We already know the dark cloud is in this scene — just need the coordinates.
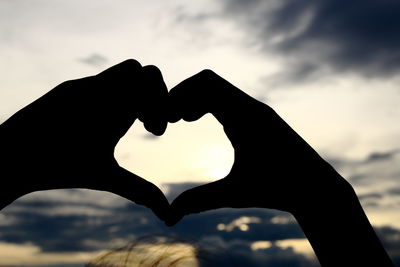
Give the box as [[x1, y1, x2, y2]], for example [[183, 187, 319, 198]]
[[1, 184, 400, 266], [376, 226, 400, 266], [0, 187, 304, 254], [167, 208, 305, 242], [79, 54, 108, 67], [176, 0, 400, 83], [386, 187, 400, 196], [225, 0, 400, 80], [0, 190, 167, 252]]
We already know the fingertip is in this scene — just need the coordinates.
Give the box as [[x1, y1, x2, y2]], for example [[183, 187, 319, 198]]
[[97, 59, 142, 77], [143, 119, 167, 136], [142, 64, 163, 77], [168, 116, 181, 123], [182, 112, 205, 122], [152, 126, 167, 136], [121, 59, 142, 69], [167, 90, 182, 123]]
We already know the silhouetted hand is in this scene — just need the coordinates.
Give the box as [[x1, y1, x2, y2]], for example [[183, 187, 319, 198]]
[[167, 69, 346, 221], [167, 70, 394, 266], [0, 59, 170, 221]]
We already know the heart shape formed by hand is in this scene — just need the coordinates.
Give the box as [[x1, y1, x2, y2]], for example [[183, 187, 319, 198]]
[[115, 114, 234, 198], [1, 59, 336, 229], [129, 68, 335, 227], [1, 59, 376, 267]]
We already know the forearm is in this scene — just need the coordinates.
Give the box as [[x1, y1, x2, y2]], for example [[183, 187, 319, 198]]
[[0, 121, 27, 209], [293, 175, 393, 266]]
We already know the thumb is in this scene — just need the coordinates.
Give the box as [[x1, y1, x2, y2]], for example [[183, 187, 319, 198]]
[[103, 167, 170, 222], [167, 179, 230, 226]]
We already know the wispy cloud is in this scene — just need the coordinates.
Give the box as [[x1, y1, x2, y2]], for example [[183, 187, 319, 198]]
[[79, 54, 108, 67], [322, 149, 400, 213], [173, 0, 400, 85], [142, 132, 160, 140], [364, 149, 400, 163]]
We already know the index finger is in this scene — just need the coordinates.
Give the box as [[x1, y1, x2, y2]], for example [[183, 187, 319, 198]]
[[138, 65, 169, 136], [167, 69, 258, 126]]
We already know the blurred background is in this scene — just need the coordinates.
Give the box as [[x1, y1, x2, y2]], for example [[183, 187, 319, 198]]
[[1, 0, 400, 266]]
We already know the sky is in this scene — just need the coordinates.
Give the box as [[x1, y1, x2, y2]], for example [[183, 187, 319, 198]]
[[1, 0, 400, 265]]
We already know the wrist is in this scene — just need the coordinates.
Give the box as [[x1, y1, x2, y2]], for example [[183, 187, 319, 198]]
[[291, 171, 393, 266], [0, 122, 24, 209], [292, 168, 354, 217]]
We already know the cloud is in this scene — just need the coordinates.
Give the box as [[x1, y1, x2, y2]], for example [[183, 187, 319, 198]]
[[358, 192, 383, 201], [194, 236, 319, 267], [164, 182, 205, 201], [358, 192, 384, 208], [321, 149, 400, 211], [141, 132, 160, 140], [364, 149, 400, 163], [1, 183, 400, 266], [0, 214, 18, 226], [0, 189, 166, 253], [174, 0, 400, 83], [0, 241, 99, 266], [228, 0, 400, 78], [167, 209, 305, 243], [79, 54, 108, 67], [386, 187, 400, 196], [0, 186, 304, 256], [376, 226, 400, 266], [324, 149, 400, 188], [31, 189, 125, 207]]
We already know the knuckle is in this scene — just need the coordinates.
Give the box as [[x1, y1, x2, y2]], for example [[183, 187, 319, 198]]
[[198, 69, 222, 88], [96, 59, 141, 79], [142, 65, 162, 77], [199, 68, 216, 77], [56, 77, 89, 90], [264, 103, 276, 115], [58, 79, 73, 88], [122, 59, 142, 69]]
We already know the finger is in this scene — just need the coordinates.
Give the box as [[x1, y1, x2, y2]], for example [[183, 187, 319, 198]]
[[98, 166, 170, 222], [138, 65, 168, 136], [167, 179, 230, 226], [168, 69, 256, 126], [168, 70, 216, 124], [96, 59, 142, 80], [92, 59, 145, 142]]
